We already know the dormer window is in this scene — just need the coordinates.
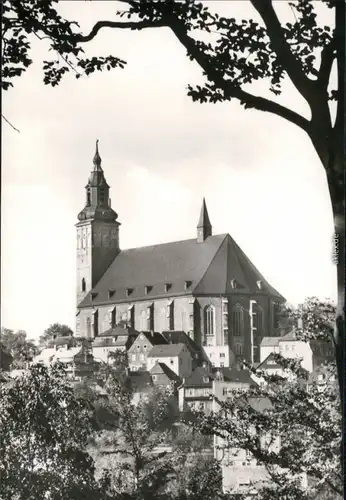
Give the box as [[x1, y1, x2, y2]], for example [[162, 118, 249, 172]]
[[230, 279, 237, 290], [91, 292, 98, 300], [126, 288, 133, 297], [185, 280, 192, 290], [108, 289, 115, 299], [165, 283, 172, 293], [145, 285, 152, 295], [256, 280, 262, 290]]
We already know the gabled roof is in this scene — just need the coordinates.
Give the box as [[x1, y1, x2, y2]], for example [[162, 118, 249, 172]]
[[257, 352, 282, 370], [183, 366, 214, 388], [148, 343, 187, 358], [78, 234, 284, 308], [134, 331, 168, 346], [150, 362, 181, 382], [260, 337, 281, 347], [212, 367, 256, 385], [161, 331, 205, 359], [99, 325, 138, 338]]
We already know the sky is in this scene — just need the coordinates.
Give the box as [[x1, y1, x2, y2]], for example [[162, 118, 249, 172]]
[[1, 1, 337, 338]]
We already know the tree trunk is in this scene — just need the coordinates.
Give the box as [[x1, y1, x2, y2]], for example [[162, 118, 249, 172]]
[[333, 207, 344, 410]]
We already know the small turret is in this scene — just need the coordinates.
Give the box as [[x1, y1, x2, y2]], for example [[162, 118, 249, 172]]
[[197, 198, 212, 243]]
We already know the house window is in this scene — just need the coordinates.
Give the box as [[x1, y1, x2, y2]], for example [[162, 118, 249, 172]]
[[235, 343, 243, 355], [152, 375, 157, 381], [220, 362, 224, 367], [204, 305, 215, 340], [81, 278, 86, 292], [222, 388, 228, 396], [86, 317, 91, 338], [167, 301, 174, 330], [231, 305, 244, 337], [131, 354, 136, 361], [170, 359, 174, 365]]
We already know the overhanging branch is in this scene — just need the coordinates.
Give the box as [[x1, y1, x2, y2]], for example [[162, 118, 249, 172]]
[[76, 19, 167, 43], [250, 0, 314, 104]]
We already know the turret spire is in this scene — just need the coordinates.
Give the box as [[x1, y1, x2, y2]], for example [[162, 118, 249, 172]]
[[197, 197, 212, 243], [93, 139, 102, 170]]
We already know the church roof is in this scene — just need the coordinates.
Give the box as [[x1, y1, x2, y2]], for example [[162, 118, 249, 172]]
[[78, 234, 284, 308]]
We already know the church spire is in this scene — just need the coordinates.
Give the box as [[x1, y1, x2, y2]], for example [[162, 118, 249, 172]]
[[93, 139, 102, 170], [197, 197, 212, 243]]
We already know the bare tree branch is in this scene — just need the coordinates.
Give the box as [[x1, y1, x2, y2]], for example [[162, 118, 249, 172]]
[[2, 114, 20, 133]]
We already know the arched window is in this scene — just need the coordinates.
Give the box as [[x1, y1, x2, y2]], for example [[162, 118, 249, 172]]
[[140, 310, 146, 331], [204, 305, 215, 337], [99, 188, 106, 205], [231, 305, 244, 337], [81, 278, 86, 292], [86, 188, 91, 206], [86, 317, 91, 338]]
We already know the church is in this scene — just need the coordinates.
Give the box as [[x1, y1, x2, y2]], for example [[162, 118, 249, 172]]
[[75, 142, 285, 366]]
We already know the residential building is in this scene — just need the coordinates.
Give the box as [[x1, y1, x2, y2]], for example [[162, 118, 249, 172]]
[[75, 143, 285, 367], [147, 343, 192, 378], [150, 361, 181, 388], [128, 331, 167, 371], [178, 366, 214, 414], [92, 324, 137, 364], [212, 367, 258, 398]]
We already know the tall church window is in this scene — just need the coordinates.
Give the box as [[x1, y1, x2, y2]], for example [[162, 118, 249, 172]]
[[231, 305, 244, 337], [99, 188, 105, 205], [92, 310, 98, 337], [86, 188, 91, 206], [167, 301, 174, 331], [222, 299, 229, 345], [81, 278, 86, 292], [86, 317, 91, 338], [146, 304, 154, 331], [272, 302, 280, 329], [140, 310, 146, 331], [128, 305, 135, 329], [204, 306, 215, 342]]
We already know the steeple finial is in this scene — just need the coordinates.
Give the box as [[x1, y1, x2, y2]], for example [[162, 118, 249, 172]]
[[93, 139, 102, 169], [197, 197, 212, 243]]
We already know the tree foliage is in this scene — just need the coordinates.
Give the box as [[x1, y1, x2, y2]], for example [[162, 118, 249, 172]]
[[0, 363, 105, 500], [39, 322, 74, 345], [0, 327, 38, 367], [193, 301, 342, 500]]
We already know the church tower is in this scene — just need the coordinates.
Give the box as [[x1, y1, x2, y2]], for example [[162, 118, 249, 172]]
[[76, 141, 120, 306], [197, 198, 212, 242]]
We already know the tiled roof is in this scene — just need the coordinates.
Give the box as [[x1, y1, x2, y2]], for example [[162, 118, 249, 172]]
[[183, 366, 214, 387], [212, 367, 256, 385], [260, 337, 281, 347], [137, 331, 168, 346], [150, 361, 181, 382], [148, 343, 187, 358], [32, 348, 57, 365], [78, 234, 284, 308], [99, 325, 137, 338], [257, 352, 282, 370], [161, 331, 206, 360], [236, 396, 272, 412]]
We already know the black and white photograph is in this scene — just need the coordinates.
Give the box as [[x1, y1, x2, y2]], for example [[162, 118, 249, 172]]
[[1, 1, 344, 499]]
